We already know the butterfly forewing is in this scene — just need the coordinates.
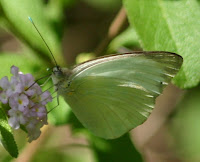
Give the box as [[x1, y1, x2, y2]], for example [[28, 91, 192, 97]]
[[63, 52, 183, 139]]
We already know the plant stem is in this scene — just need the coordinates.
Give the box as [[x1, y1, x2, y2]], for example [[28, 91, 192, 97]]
[[94, 7, 128, 56], [14, 125, 51, 162]]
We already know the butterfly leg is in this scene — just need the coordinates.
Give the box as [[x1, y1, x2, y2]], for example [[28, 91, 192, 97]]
[[40, 76, 52, 87], [26, 74, 51, 90], [47, 94, 60, 113]]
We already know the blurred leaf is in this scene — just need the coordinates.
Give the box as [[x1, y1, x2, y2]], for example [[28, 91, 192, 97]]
[[82, 0, 121, 11], [1, 155, 13, 162], [31, 149, 67, 162], [0, 108, 18, 158], [68, 114, 142, 162], [76, 53, 95, 64], [123, 0, 200, 88], [91, 134, 142, 162], [19, 125, 27, 133], [170, 86, 200, 161], [61, 0, 76, 7], [68, 112, 84, 131], [47, 96, 72, 125], [46, 0, 75, 21], [0, 52, 44, 79], [108, 27, 141, 53], [0, 0, 63, 66], [32, 146, 96, 162], [45, 0, 76, 39]]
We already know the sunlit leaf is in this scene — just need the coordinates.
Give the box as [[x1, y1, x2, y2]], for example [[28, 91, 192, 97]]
[[123, 0, 200, 88], [0, 108, 18, 158], [0, 0, 63, 65]]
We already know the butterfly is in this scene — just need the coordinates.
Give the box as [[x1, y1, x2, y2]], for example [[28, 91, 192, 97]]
[[29, 17, 183, 139], [51, 51, 183, 139]]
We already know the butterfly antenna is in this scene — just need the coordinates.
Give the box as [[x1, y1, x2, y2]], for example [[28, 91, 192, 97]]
[[28, 16, 58, 67]]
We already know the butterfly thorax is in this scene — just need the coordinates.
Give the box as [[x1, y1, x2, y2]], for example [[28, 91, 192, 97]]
[[51, 66, 72, 94]]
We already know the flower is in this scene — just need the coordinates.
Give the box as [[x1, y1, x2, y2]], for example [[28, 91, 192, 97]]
[[39, 91, 52, 105], [0, 76, 10, 104], [19, 73, 35, 96], [9, 94, 29, 111], [0, 66, 52, 142], [8, 107, 27, 129], [6, 69, 23, 96], [11, 65, 19, 77]]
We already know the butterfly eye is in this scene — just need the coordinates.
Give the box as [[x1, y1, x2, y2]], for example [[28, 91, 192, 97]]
[[47, 68, 50, 71], [52, 66, 63, 77], [52, 66, 59, 72], [57, 66, 62, 71]]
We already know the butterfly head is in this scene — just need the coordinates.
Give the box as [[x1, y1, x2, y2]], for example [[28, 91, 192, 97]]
[[51, 66, 64, 86], [52, 66, 63, 78], [51, 66, 71, 89]]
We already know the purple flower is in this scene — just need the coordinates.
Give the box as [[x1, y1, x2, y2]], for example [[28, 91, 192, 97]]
[[11, 65, 19, 77], [30, 105, 47, 119], [0, 76, 10, 104], [9, 94, 29, 111], [26, 120, 42, 142], [19, 74, 35, 96], [6, 76, 23, 97], [8, 107, 27, 129], [0, 76, 10, 89], [0, 65, 52, 142], [40, 91, 52, 105]]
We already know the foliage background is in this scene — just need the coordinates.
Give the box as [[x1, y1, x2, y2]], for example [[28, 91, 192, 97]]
[[0, 0, 200, 161]]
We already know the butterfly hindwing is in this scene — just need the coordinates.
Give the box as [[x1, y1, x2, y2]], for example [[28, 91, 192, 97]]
[[63, 52, 183, 139]]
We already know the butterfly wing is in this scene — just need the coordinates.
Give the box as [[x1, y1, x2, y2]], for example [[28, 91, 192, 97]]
[[63, 52, 183, 139]]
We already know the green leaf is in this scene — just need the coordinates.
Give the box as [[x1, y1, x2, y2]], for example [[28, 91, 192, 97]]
[[82, 0, 121, 10], [46, 0, 75, 22], [170, 86, 200, 161], [68, 114, 142, 162], [0, 0, 63, 65], [47, 96, 72, 125], [108, 27, 141, 53], [76, 53, 95, 64], [90, 134, 142, 162], [0, 52, 45, 79], [0, 108, 18, 158], [32, 146, 96, 162], [123, 0, 200, 88]]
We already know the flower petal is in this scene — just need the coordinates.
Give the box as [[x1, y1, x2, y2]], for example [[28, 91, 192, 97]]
[[0, 76, 10, 90], [11, 66, 19, 77], [8, 117, 20, 129]]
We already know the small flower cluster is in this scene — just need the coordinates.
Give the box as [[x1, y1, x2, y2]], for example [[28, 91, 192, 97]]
[[0, 66, 52, 142]]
